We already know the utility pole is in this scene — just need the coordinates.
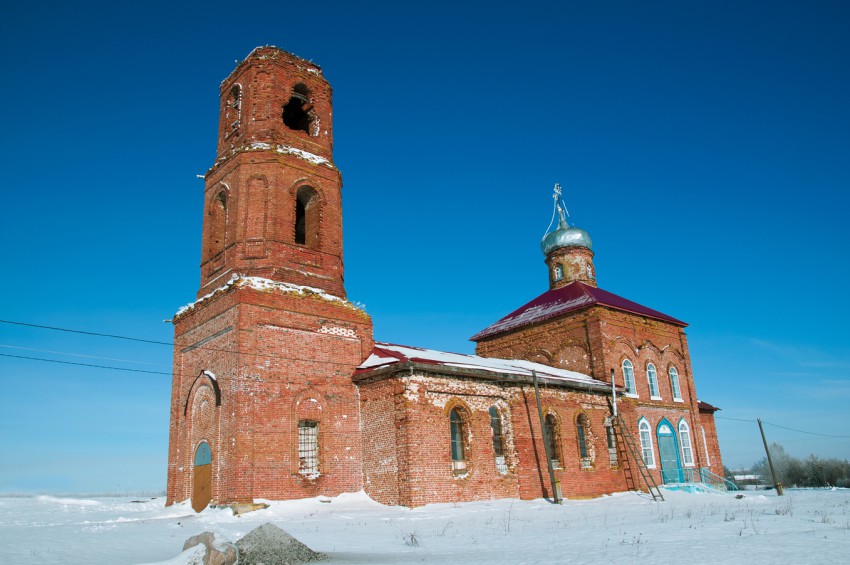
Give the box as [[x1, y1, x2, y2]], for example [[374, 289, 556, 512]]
[[758, 418, 783, 496], [532, 370, 562, 503]]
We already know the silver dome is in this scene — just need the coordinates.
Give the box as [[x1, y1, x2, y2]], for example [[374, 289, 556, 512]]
[[541, 218, 593, 256]]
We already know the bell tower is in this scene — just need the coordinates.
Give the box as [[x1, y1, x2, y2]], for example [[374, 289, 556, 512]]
[[199, 46, 345, 298], [167, 48, 373, 509]]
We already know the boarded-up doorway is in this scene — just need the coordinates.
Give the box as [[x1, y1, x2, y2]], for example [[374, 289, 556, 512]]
[[192, 441, 212, 512]]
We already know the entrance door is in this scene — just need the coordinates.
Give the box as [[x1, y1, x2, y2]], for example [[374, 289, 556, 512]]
[[657, 423, 682, 483], [192, 441, 212, 512]]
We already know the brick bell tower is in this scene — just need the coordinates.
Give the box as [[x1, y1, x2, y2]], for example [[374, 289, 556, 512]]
[[166, 47, 374, 509]]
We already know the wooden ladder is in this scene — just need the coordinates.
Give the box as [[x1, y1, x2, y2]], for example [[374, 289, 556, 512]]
[[607, 399, 664, 502]]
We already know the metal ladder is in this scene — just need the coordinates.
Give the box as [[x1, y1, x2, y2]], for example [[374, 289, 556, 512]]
[[607, 399, 664, 502]]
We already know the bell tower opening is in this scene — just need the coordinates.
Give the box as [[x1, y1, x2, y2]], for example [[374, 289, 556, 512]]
[[282, 84, 313, 134], [204, 189, 227, 260], [295, 186, 320, 248]]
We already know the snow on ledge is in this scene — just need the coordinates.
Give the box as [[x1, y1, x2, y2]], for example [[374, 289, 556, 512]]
[[175, 274, 353, 318], [246, 142, 332, 167]]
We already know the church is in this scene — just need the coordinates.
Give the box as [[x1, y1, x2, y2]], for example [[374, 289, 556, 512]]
[[165, 47, 725, 511]]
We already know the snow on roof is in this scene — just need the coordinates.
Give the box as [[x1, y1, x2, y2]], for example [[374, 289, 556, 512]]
[[356, 342, 610, 390], [174, 274, 351, 318], [471, 282, 686, 341]]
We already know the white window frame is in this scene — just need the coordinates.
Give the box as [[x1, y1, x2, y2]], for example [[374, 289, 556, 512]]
[[622, 359, 637, 397], [554, 264, 564, 281], [669, 366, 683, 402], [638, 418, 655, 468], [647, 363, 661, 399], [701, 425, 711, 467], [678, 420, 695, 467]]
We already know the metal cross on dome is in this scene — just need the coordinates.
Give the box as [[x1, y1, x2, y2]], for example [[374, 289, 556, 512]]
[[553, 182, 571, 224]]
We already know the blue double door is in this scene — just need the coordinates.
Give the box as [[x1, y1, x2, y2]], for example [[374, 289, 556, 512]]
[[657, 421, 683, 483]]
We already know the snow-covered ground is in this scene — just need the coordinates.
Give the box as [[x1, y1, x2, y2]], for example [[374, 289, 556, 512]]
[[1, 489, 848, 564]]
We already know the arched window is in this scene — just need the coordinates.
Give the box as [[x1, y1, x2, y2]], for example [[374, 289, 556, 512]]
[[489, 406, 508, 474], [638, 418, 655, 468], [669, 366, 682, 401], [554, 264, 564, 281], [225, 84, 241, 132], [294, 186, 319, 247], [297, 420, 319, 475], [545, 413, 561, 468], [604, 418, 618, 466], [622, 359, 636, 396], [206, 190, 227, 259], [450, 407, 468, 474], [576, 414, 591, 468], [647, 363, 660, 398], [678, 420, 695, 467], [282, 83, 313, 134]]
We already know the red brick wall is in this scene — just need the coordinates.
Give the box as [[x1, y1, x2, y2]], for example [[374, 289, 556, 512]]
[[167, 283, 374, 506], [698, 410, 725, 478]]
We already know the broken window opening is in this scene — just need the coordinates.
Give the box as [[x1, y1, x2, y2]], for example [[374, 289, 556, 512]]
[[294, 186, 319, 247], [297, 420, 319, 475], [605, 419, 618, 466], [577, 414, 591, 468], [206, 190, 226, 260], [282, 84, 313, 134], [450, 407, 468, 474], [544, 413, 561, 469], [489, 406, 508, 474]]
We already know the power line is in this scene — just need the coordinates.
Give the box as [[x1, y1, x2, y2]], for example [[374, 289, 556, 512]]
[[0, 344, 167, 367], [0, 353, 171, 376], [0, 319, 171, 346], [763, 421, 850, 439], [0, 318, 362, 368], [715, 415, 850, 439]]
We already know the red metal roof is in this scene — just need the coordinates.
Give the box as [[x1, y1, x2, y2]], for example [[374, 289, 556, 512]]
[[470, 281, 686, 341]]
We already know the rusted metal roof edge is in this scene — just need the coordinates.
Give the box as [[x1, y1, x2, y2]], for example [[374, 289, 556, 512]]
[[353, 361, 614, 394]]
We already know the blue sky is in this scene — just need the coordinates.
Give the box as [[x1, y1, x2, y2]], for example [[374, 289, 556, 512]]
[[1, 0, 848, 493]]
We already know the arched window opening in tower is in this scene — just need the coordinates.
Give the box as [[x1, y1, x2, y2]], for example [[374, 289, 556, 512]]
[[577, 414, 591, 468], [669, 366, 683, 401], [282, 84, 313, 134], [227, 85, 241, 131], [450, 407, 468, 474], [294, 186, 320, 247], [544, 413, 561, 469], [554, 264, 564, 281], [489, 406, 508, 474], [206, 190, 226, 259]]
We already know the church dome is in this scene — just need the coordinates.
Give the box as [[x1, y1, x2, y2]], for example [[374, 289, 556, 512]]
[[541, 219, 593, 256]]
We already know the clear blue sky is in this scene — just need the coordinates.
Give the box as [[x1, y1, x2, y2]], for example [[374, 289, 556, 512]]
[[1, 0, 848, 493]]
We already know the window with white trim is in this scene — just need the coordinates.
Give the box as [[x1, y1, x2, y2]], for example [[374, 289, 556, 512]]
[[622, 359, 637, 396], [669, 366, 682, 401], [701, 426, 711, 466], [647, 363, 661, 399], [638, 418, 655, 468], [297, 420, 319, 475], [678, 420, 695, 467], [554, 264, 564, 281]]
